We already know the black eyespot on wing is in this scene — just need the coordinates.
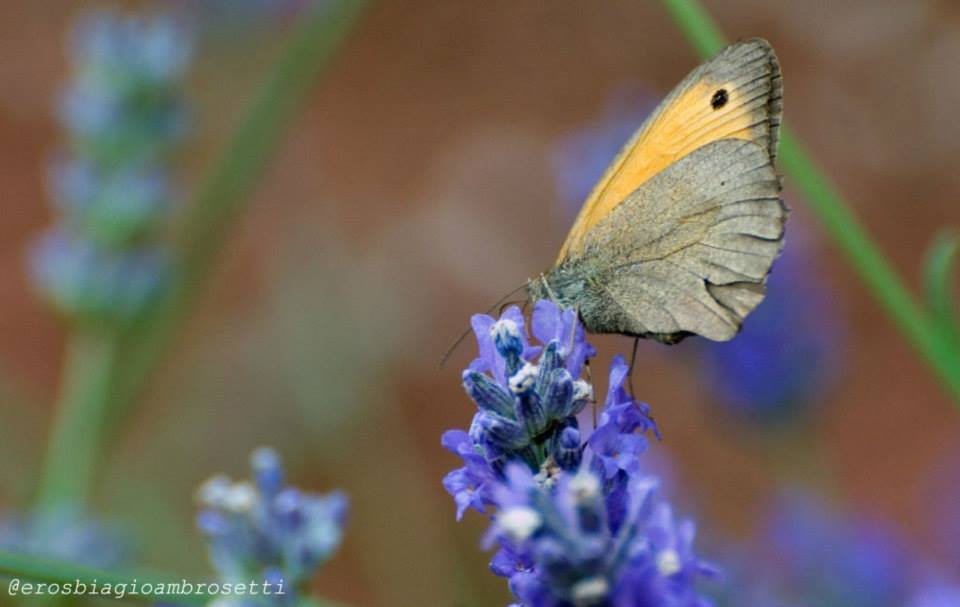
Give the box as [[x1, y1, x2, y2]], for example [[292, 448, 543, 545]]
[[711, 89, 728, 110]]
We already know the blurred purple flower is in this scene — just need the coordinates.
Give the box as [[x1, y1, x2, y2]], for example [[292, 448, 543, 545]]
[[921, 449, 960, 569], [30, 229, 171, 322], [63, 11, 191, 166], [909, 582, 960, 607], [48, 159, 172, 245], [0, 506, 129, 568], [196, 447, 347, 603], [29, 9, 191, 323], [711, 490, 915, 607], [698, 228, 841, 421], [763, 491, 910, 606], [715, 488, 960, 607]]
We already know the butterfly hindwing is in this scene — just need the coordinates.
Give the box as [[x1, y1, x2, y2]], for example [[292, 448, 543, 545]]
[[556, 138, 785, 342]]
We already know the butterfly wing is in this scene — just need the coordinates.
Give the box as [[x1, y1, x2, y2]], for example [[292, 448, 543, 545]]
[[568, 138, 784, 342], [557, 38, 782, 263]]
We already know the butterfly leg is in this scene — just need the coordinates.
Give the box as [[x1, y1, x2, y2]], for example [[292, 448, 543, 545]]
[[572, 303, 599, 429], [625, 336, 658, 432], [627, 336, 640, 398]]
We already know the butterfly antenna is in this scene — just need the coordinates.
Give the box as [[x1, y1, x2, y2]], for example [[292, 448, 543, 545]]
[[440, 326, 477, 369], [499, 298, 527, 315], [440, 283, 530, 367], [625, 335, 658, 436]]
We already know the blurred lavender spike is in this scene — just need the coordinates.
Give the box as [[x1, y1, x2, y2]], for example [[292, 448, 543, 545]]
[[909, 582, 960, 607], [196, 447, 348, 604], [0, 506, 129, 569], [716, 488, 960, 607], [29, 9, 192, 324]]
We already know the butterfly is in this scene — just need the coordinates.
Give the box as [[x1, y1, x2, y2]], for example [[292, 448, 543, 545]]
[[529, 38, 786, 344]]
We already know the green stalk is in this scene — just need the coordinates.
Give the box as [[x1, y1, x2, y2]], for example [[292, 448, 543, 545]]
[[35, 329, 119, 510], [778, 133, 960, 393], [108, 0, 368, 425], [924, 230, 960, 350], [659, 0, 727, 57], [659, 0, 960, 403]]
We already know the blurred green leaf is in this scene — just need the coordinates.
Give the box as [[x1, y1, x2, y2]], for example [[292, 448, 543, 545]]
[[0, 384, 43, 502], [106, 0, 369, 432], [924, 230, 960, 347], [35, 330, 119, 510]]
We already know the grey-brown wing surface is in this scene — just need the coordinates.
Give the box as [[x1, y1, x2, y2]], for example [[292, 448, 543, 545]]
[[574, 138, 785, 342]]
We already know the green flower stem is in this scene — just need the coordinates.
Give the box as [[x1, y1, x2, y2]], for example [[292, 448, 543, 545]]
[[925, 230, 960, 350], [107, 0, 369, 427], [659, 0, 727, 58], [35, 329, 119, 510], [659, 0, 960, 403], [779, 133, 960, 394]]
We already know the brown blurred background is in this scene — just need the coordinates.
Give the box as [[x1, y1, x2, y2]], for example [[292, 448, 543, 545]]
[[0, 1, 958, 605]]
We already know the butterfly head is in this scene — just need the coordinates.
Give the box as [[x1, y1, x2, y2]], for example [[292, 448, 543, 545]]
[[527, 268, 587, 310]]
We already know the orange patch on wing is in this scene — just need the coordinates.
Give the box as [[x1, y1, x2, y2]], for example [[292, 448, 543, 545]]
[[558, 80, 760, 262]]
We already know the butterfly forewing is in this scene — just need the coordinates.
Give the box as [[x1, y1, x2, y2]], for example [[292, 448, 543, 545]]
[[557, 38, 783, 263]]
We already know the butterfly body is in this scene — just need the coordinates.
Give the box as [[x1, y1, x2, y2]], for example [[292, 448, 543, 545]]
[[530, 39, 786, 344]]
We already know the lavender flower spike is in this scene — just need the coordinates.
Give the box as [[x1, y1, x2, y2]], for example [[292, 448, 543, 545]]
[[196, 447, 348, 604], [443, 300, 716, 606], [490, 465, 716, 607], [29, 10, 192, 323]]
